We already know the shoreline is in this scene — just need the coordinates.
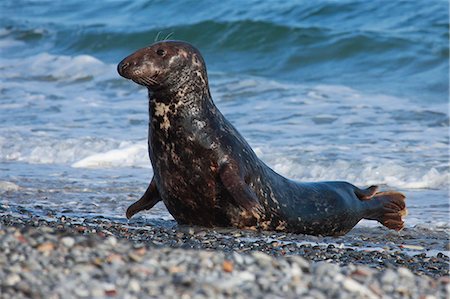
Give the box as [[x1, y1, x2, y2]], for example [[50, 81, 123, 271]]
[[1, 209, 449, 298]]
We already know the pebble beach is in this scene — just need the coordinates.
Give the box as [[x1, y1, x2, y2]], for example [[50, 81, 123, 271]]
[[1, 1, 448, 298], [1, 207, 448, 299]]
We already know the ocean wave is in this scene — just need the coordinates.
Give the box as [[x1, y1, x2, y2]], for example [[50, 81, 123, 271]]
[[264, 155, 449, 190], [72, 143, 150, 169], [2, 132, 446, 189], [0, 52, 113, 82], [0, 134, 146, 166], [54, 19, 427, 61], [2, 0, 447, 102], [0, 70, 447, 190]]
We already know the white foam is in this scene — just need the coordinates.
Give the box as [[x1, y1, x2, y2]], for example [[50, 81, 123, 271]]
[[255, 147, 449, 190], [0, 133, 447, 190], [0, 38, 25, 49], [1, 52, 114, 82], [1, 65, 447, 188], [72, 142, 150, 169], [0, 28, 11, 36], [0, 181, 20, 192], [2, 129, 446, 188], [0, 134, 148, 167]]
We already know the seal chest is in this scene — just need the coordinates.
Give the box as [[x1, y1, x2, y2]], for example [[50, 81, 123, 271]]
[[118, 40, 407, 236]]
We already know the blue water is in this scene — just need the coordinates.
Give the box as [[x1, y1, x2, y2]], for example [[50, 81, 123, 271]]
[[0, 1, 448, 230]]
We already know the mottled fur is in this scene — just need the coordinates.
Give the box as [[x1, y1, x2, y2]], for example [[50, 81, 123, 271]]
[[118, 41, 407, 236]]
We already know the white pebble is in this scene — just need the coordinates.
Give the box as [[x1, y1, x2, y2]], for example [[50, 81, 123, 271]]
[[129, 279, 141, 292], [398, 267, 414, 279], [74, 288, 89, 297], [381, 269, 397, 284], [342, 278, 377, 299], [287, 255, 310, 270], [238, 271, 256, 282], [343, 278, 363, 292], [233, 252, 244, 264], [5, 273, 20, 286], [90, 288, 104, 297], [61, 236, 75, 248], [107, 236, 117, 246], [251, 251, 272, 263]]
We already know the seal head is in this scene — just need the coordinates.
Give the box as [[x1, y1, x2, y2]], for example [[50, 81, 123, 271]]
[[118, 41, 207, 93]]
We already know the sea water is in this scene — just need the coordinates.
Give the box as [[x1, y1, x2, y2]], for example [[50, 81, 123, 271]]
[[0, 1, 448, 230]]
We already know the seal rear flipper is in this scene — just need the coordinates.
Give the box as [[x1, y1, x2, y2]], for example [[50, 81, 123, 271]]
[[354, 185, 379, 200], [366, 191, 407, 231], [219, 160, 264, 218], [126, 178, 161, 219]]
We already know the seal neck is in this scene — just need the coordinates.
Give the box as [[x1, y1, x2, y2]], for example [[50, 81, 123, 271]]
[[147, 84, 217, 119], [148, 63, 210, 101], [149, 83, 211, 101]]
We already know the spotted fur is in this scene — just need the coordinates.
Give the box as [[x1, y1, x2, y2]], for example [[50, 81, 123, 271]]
[[118, 41, 407, 236]]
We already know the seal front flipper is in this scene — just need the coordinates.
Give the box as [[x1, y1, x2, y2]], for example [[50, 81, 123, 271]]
[[219, 159, 264, 217], [126, 178, 161, 219]]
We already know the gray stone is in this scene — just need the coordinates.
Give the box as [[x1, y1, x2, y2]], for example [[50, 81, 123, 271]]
[[61, 236, 75, 248]]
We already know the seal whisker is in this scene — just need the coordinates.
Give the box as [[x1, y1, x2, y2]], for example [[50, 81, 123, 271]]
[[164, 32, 174, 41], [147, 76, 159, 85], [132, 77, 151, 87], [139, 77, 159, 86], [140, 78, 153, 86], [154, 31, 162, 42], [138, 78, 149, 86]]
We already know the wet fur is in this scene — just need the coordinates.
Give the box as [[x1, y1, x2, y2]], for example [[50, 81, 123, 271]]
[[118, 40, 407, 236]]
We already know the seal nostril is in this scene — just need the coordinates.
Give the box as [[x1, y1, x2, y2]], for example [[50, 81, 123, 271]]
[[117, 61, 130, 76]]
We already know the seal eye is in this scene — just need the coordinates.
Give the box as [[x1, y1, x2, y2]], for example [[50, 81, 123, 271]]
[[156, 49, 166, 57]]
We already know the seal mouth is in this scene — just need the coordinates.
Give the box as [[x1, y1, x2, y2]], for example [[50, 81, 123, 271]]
[[130, 73, 160, 88], [117, 60, 159, 86], [133, 72, 160, 87], [118, 60, 160, 88]]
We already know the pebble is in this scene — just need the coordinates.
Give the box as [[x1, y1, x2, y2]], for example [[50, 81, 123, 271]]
[[5, 273, 21, 286], [106, 236, 117, 246], [251, 251, 272, 265], [61, 236, 75, 248], [381, 269, 397, 284], [342, 277, 376, 298], [36, 242, 55, 253], [233, 252, 244, 264], [240, 271, 256, 282], [128, 252, 143, 262], [74, 288, 90, 297], [0, 214, 447, 299], [398, 267, 414, 279], [222, 260, 233, 272], [286, 255, 310, 270], [129, 279, 141, 292]]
